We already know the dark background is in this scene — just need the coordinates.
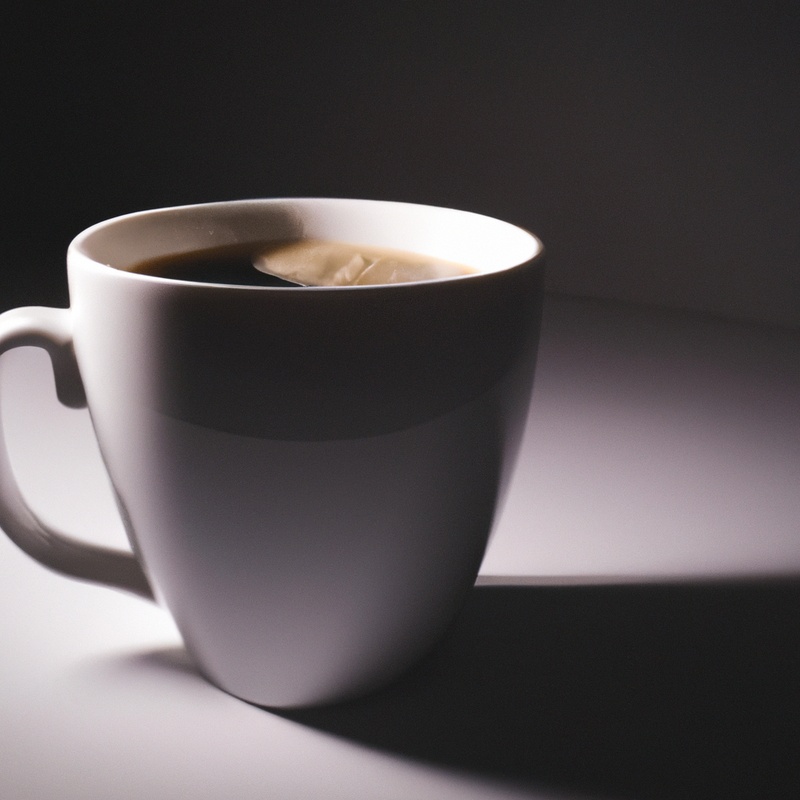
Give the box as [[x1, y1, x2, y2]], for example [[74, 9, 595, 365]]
[[2, 1, 799, 327]]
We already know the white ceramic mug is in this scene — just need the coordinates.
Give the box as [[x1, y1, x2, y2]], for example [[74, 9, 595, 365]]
[[0, 198, 544, 707]]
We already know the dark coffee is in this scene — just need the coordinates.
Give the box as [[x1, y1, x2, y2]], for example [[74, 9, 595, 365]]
[[128, 241, 298, 287], [127, 239, 477, 287]]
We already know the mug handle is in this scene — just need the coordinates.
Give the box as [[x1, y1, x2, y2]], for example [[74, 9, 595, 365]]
[[0, 306, 154, 599]]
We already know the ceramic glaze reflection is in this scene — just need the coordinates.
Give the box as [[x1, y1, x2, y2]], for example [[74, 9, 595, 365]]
[[122, 390, 506, 706]]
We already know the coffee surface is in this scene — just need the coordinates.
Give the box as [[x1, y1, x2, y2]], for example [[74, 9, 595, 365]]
[[254, 239, 477, 286], [128, 239, 476, 287]]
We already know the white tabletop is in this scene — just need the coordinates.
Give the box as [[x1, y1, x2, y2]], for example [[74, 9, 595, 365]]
[[2, 296, 798, 799]]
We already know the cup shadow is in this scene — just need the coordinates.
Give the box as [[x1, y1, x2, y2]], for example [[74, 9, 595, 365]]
[[273, 577, 800, 799], [112, 577, 800, 798]]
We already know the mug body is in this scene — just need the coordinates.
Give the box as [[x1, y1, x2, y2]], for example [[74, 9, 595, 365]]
[[67, 199, 544, 707]]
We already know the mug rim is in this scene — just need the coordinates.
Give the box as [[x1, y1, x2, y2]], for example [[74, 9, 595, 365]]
[[67, 197, 545, 292]]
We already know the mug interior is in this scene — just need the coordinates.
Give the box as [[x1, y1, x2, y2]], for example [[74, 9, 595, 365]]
[[68, 199, 542, 280]]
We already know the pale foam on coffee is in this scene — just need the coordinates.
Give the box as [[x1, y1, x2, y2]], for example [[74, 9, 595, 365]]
[[253, 239, 478, 286]]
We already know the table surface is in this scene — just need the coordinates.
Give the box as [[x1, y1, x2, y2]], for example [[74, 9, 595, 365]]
[[2, 295, 798, 799]]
